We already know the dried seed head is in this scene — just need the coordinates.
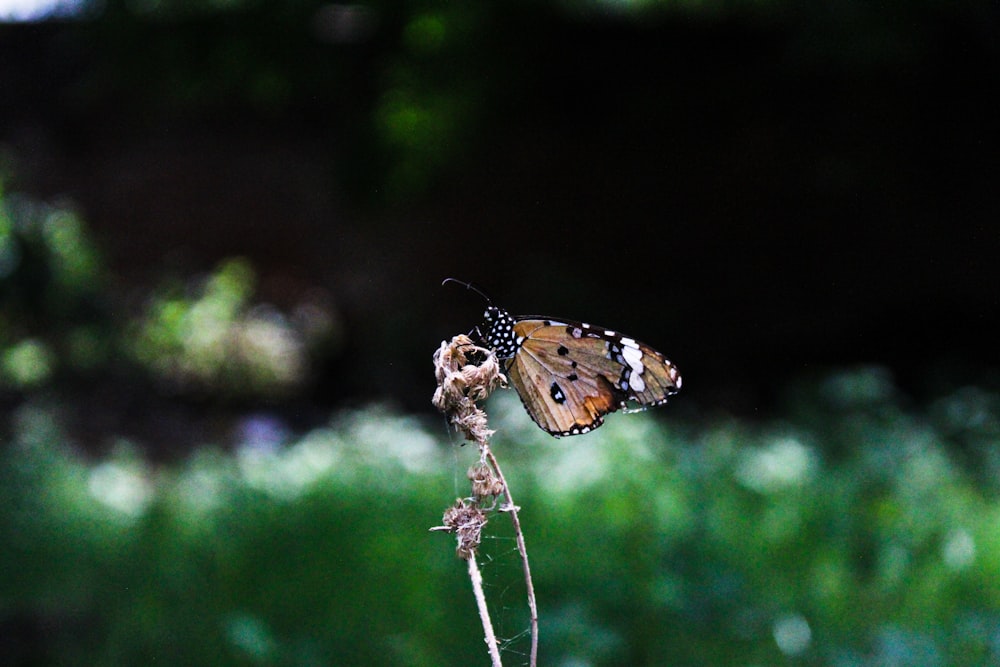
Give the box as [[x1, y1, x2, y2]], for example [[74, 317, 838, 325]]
[[441, 499, 489, 560], [468, 463, 505, 499], [432, 335, 506, 444]]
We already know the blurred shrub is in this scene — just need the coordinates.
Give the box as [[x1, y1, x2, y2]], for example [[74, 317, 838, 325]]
[[0, 188, 109, 390], [2, 369, 999, 666], [0, 188, 340, 401], [126, 258, 330, 399]]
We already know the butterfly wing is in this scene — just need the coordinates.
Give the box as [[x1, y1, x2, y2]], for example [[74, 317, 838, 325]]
[[505, 318, 681, 437]]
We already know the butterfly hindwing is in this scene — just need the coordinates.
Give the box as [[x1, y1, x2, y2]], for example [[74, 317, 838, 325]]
[[501, 317, 681, 437]]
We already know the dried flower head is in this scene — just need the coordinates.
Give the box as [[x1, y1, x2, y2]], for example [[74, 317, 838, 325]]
[[438, 499, 489, 560], [432, 334, 506, 444], [468, 463, 505, 500]]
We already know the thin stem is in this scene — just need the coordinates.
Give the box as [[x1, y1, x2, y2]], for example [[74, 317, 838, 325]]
[[469, 552, 503, 667], [484, 445, 539, 667]]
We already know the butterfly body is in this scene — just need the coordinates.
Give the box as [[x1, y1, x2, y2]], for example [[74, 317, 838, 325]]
[[474, 305, 681, 437]]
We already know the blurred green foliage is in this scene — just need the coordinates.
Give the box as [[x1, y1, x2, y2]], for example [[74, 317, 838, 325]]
[[0, 188, 109, 389], [0, 188, 338, 399], [3, 370, 1000, 666], [127, 258, 320, 398]]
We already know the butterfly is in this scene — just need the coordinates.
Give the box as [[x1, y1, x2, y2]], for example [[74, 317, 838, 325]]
[[445, 279, 682, 437]]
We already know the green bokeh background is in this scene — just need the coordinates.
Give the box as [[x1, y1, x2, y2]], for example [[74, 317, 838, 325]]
[[4, 376, 1000, 665]]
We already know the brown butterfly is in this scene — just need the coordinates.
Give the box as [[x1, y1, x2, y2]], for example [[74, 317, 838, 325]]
[[446, 280, 681, 437]]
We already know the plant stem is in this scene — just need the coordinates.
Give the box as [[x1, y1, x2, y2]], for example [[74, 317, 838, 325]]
[[469, 552, 503, 667], [485, 446, 539, 667]]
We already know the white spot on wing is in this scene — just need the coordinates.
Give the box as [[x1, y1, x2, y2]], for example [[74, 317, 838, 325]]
[[622, 345, 644, 370], [622, 345, 646, 391]]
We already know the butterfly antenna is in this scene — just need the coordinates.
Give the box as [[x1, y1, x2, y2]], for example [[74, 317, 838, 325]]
[[441, 278, 493, 304]]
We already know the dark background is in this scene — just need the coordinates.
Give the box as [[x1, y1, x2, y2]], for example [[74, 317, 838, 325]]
[[2, 0, 998, 432]]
